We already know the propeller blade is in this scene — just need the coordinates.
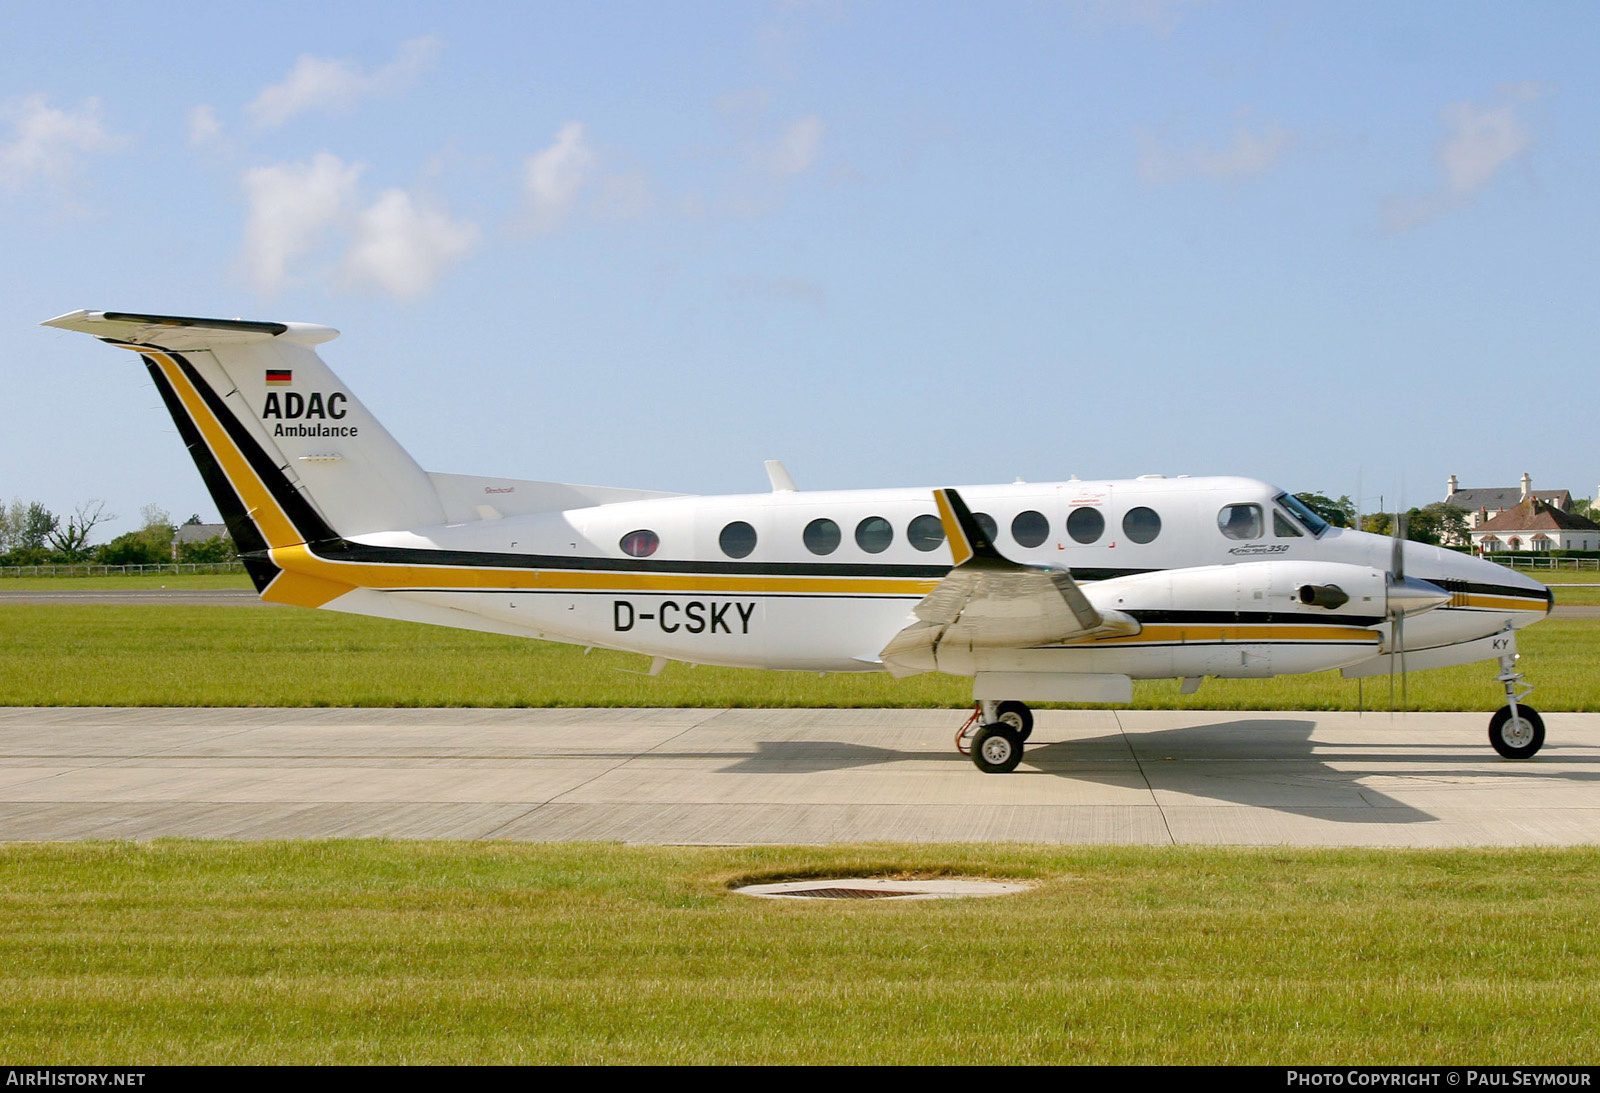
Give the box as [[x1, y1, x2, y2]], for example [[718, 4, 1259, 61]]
[[1391, 510, 1406, 582]]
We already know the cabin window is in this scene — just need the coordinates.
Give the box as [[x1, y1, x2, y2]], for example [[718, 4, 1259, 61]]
[[1123, 506, 1162, 544], [973, 512, 999, 542], [803, 518, 841, 556], [1218, 504, 1263, 540], [719, 521, 758, 559], [1066, 506, 1105, 544], [856, 516, 894, 553], [907, 514, 945, 552], [620, 529, 659, 558], [1011, 510, 1049, 548], [1273, 510, 1303, 538]]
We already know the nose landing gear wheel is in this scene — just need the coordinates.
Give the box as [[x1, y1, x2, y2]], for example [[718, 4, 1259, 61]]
[[1489, 705, 1544, 760], [971, 722, 1024, 774], [995, 700, 1033, 743]]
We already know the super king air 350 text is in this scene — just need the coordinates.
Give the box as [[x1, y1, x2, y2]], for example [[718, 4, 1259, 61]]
[[45, 310, 1554, 773]]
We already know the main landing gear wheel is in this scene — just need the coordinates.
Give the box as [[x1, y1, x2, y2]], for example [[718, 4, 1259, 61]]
[[1489, 705, 1545, 760], [971, 722, 1024, 774], [995, 700, 1034, 743]]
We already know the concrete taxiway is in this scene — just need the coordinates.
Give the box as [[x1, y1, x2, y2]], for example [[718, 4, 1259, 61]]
[[2, 706, 1598, 846]]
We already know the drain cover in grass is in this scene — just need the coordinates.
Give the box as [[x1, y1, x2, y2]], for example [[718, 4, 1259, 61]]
[[734, 878, 1030, 901]]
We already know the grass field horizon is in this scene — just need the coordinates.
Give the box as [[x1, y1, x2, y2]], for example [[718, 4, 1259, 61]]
[[0, 602, 1591, 710]]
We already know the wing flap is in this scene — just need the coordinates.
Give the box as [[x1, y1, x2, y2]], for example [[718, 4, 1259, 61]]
[[880, 488, 1139, 674]]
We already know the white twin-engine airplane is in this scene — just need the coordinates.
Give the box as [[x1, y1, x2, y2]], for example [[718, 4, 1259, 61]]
[[45, 310, 1555, 773]]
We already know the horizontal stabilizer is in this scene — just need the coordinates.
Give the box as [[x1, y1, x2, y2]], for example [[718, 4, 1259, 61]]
[[43, 310, 338, 349]]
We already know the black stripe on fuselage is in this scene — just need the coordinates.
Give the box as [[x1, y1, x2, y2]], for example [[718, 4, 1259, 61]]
[[140, 345, 1155, 581], [1127, 609, 1384, 628], [128, 342, 1559, 602], [1426, 576, 1554, 606]]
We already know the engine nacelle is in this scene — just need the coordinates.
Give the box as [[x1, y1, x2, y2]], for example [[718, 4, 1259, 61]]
[[1084, 560, 1388, 621], [1072, 560, 1388, 678]]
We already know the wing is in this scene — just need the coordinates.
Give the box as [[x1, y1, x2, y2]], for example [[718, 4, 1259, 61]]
[[879, 488, 1139, 675]]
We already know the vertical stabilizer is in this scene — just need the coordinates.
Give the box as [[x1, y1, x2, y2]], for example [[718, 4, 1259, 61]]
[[43, 311, 446, 544]]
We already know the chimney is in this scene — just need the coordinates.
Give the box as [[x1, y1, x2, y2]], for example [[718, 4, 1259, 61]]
[[1521, 472, 1532, 500], [1447, 474, 1458, 499]]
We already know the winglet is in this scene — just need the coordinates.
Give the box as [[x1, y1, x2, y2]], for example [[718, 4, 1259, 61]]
[[934, 488, 1004, 567]]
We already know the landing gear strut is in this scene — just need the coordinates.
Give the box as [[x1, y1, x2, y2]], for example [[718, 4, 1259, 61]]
[[959, 699, 1033, 774], [1489, 627, 1544, 760]]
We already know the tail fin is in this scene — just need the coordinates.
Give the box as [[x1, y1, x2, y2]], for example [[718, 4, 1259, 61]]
[[42, 310, 446, 591]]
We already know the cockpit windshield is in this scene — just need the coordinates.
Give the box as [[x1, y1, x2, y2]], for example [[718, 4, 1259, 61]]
[[1274, 492, 1329, 537]]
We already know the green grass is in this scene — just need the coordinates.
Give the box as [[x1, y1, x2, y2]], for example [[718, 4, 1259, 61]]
[[0, 604, 1594, 710], [0, 571, 252, 590], [2, 841, 1597, 1064]]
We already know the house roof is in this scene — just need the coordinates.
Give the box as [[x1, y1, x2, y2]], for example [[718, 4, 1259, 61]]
[[1450, 486, 1572, 511], [174, 523, 228, 544], [1475, 497, 1600, 534]]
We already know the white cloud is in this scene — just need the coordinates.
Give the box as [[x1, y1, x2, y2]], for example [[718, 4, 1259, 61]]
[[187, 104, 222, 146], [247, 36, 440, 128], [1384, 84, 1547, 232], [0, 94, 118, 192], [240, 152, 477, 298], [240, 152, 363, 293], [758, 115, 825, 179], [522, 122, 595, 232], [1138, 121, 1296, 185], [343, 189, 478, 299]]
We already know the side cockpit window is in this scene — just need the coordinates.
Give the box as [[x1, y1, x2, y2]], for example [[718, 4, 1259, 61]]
[[1273, 510, 1303, 537], [1274, 492, 1329, 536], [1218, 503, 1263, 540]]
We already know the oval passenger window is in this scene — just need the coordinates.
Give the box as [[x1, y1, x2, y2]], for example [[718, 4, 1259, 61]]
[[619, 529, 659, 558], [907, 514, 945, 552], [855, 516, 893, 554], [1123, 507, 1161, 544], [719, 521, 757, 559], [1066, 507, 1104, 544], [803, 518, 841, 556], [1011, 510, 1049, 548]]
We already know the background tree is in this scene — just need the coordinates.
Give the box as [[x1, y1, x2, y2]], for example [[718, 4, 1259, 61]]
[[97, 530, 169, 566], [46, 501, 112, 562], [136, 504, 176, 558], [1361, 504, 1468, 546], [177, 534, 238, 563], [19, 502, 56, 552]]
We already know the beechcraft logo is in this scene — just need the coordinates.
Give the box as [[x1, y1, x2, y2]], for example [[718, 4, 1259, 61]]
[[265, 369, 292, 386]]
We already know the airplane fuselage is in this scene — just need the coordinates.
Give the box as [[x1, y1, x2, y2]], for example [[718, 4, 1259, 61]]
[[351, 474, 1550, 677]]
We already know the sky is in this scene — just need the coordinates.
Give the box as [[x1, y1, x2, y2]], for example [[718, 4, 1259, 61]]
[[4, 0, 1596, 541]]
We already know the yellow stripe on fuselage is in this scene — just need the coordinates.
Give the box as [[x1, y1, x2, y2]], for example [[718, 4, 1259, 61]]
[[1455, 593, 1552, 613], [130, 347, 1559, 620], [134, 347, 942, 608], [1070, 624, 1381, 646]]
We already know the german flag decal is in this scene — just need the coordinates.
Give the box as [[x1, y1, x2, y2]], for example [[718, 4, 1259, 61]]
[[265, 369, 292, 386]]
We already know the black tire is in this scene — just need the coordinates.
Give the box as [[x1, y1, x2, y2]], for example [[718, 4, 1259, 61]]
[[971, 723, 1024, 774], [995, 700, 1034, 743], [1489, 705, 1545, 760]]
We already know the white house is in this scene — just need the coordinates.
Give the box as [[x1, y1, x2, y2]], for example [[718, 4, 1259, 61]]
[[1471, 496, 1600, 553], [1446, 473, 1572, 533]]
